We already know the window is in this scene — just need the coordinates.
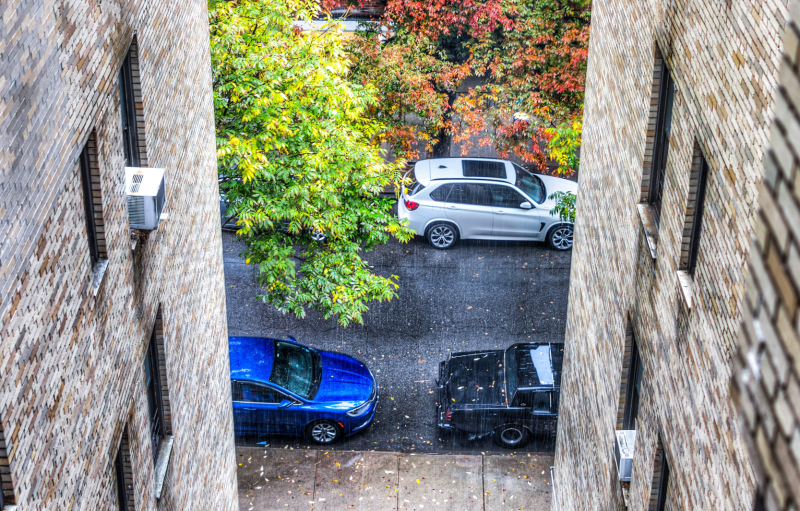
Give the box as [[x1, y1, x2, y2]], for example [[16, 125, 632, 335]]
[[686, 151, 709, 276], [622, 336, 642, 430], [445, 183, 494, 206], [650, 436, 671, 511], [429, 184, 452, 202], [114, 427, 134, 511], [513, 164, 546, 204], [270, 341, 320, 399], [490, 185, 529, 208], [144, 332, 165, 458], [462, 160, 507, 179], [649, 61, 676, 226], [119, 38, 148, 168], [233, 381, 285, 403], [79, 143, 100, 263]]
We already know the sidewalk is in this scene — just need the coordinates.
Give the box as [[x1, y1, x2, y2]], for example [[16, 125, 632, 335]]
[[236, 446, 553, 511]]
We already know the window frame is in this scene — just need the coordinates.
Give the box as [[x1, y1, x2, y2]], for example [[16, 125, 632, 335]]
[[687, 155, 709, 276], [119, 50, 140, 167], [649, 62, 676, 227], [655, 451, 670, 511], [622, 337, 642, 430], [115, 446, 128, 511], [79, 142, 100, 264], [144, 331, 165, 459]]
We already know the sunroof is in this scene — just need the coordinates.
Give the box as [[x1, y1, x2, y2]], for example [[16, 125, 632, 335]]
[[462, 160, 506, 178]]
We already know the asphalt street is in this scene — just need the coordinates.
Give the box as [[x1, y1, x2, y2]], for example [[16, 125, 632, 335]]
[[222, 228, 571, 455]]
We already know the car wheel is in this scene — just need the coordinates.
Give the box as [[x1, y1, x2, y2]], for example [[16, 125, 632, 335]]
[[307, 420, 342, 444], [548, 224, 574, 251], [426, 223, 458, 249], [493, 424, 530, 449]]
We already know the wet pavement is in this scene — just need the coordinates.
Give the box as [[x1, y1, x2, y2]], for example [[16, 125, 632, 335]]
[[223, 227, 571, 455], [236, 446, 554, 510]]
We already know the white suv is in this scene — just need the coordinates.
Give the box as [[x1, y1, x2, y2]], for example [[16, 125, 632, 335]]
[[398, 158, 577, 250]]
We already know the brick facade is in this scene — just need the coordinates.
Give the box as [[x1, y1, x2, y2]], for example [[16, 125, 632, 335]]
[[553, 0, 788, 508], [0, 1, 237, 509], [733, 1, 800, 510]]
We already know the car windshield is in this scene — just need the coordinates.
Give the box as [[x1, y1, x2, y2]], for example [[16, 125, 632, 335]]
[[504, 347, 517, 404], [513, 163, 546, 204], [270, 341, 320, 399]]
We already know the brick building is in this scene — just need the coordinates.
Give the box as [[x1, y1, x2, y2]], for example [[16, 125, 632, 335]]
[[0, 1, 237, 510], [733, 1, 800, 510], [552, 0, 789, 509]]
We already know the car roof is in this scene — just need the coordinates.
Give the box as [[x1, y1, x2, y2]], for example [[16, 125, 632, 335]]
[[414, 158, 515, 186], [229, 336, 276, 384]]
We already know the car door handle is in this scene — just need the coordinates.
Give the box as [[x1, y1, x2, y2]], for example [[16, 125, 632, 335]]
[[496, 210, 505, 214], [242, 407, 256, 411], [447, 205, 457, 209]]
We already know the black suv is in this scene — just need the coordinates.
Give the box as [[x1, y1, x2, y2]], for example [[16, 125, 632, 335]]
[[435, 342, 563, 448]]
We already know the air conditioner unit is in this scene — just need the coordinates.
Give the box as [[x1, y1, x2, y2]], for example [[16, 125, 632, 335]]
[[126, 167, 166, 230], [615, 430, 636, 482]]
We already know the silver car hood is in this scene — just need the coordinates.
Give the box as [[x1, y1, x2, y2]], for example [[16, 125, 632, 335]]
[[537, 174, 578, 209]]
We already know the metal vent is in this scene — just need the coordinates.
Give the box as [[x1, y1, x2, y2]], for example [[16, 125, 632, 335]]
[[129, 173, 144, 193], [128, 195, 146, 226]]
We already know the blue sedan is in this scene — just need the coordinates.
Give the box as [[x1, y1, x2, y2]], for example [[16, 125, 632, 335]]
[[229, 336, 378, 444]]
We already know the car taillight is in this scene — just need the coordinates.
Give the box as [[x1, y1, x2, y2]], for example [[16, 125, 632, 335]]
[[445, 408, 452, 422], [404, 199, 419, 211]]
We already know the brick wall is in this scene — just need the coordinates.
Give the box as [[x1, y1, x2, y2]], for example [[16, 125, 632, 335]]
[[0, 0, 237, 509], [733, 1, 800, 509], [553, 0, 787, 508]]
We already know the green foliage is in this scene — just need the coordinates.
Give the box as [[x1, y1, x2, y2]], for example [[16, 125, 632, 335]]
[[543, 121, 582, 176], [209, 0, 414, 326], [548, 191, 576, 223]]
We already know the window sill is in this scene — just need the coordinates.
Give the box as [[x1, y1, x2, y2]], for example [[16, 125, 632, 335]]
[[637, 204, 658, 259], [91, 259, 109, 296], [676, 270, 693, 310], [154, 435, 174, 500]]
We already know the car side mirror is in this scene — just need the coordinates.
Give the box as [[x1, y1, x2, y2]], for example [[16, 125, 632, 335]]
[[520, 202, 533, 209], [279, 399, 293, 408]]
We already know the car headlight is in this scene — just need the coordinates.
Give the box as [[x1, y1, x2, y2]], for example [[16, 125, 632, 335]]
[[347, 400, 373, 417]]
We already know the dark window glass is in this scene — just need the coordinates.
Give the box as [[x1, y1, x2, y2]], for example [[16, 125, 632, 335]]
[[656, 454, 670, 511], [623, 338, 643, 430], [551, 391, 560, 414], [231, 381, 243, 401], [115, 448, 128, 511], [144, 334, 165, 458], [79, 142, 99, 263], [429, 184, 452, 202], [687, 156, 709, 276], [238, 382, 281, 403], [490, 185, 528, 208], [119, 50, 139, 167], [531, 392, 550, 412], [650, 63, 676, 226], [462, 160, 507, 178], [270, 341, 320, 399], [447, 183, 493, 206], [513, 164, 546, 203]]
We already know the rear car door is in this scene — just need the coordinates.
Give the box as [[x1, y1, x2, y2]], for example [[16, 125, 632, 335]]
[[443, 182, 495, 237], [232, 381, 288, 436], [489, 185, 542, 238]]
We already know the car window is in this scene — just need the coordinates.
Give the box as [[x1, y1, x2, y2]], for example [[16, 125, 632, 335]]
[[462, 160, 507, 179], [447, 183, 493, 206], [490, 185, 528, 208], [270, 341, 318, 399], [429, 184, 452, 202], [513, 163, 546, 203], [237, 382, 281, 403], [531, 392, 550, 412]]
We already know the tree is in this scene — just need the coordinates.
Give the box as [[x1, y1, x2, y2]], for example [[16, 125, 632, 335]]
[[345, 0, 590, 175], [209, 0, 414, 326]]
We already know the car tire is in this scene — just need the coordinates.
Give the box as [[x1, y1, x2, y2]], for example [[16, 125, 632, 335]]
[[547, 224, 574, 251], [306, 420, 342, 445], [493, 424, 530, 449], [426, 223, 458, 249]]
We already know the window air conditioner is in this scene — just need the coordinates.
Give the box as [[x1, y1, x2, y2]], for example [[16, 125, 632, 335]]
[[614, 430, 636, 482], [126, 167, 166, 230]]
